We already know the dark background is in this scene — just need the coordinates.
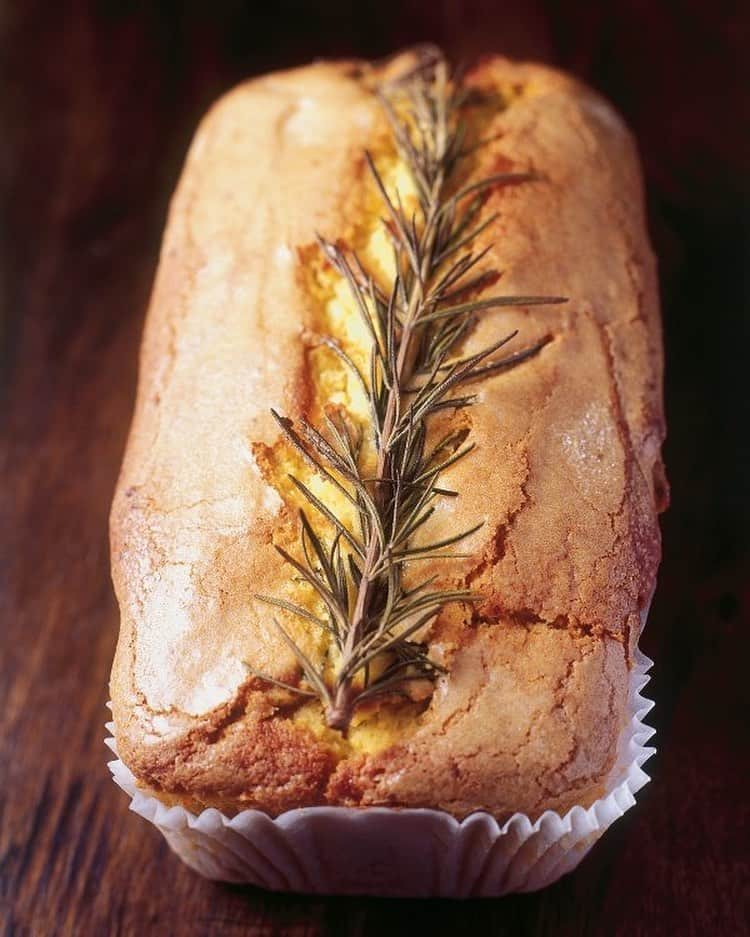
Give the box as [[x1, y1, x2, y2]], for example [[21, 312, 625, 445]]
[[1, 1, 748, 935]]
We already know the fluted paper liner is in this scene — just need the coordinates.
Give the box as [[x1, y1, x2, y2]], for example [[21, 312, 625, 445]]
[[106, 649, 655, 896]]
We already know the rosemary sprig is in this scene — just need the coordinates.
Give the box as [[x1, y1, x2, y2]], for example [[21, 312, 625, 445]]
[[246, 51, 565, 734]]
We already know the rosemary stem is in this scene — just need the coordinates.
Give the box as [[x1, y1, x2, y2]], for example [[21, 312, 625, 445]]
[[325, 168, 446, 732]]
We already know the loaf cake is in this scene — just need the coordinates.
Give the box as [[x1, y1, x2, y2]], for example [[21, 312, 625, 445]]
[[109, 48, 667, 827]]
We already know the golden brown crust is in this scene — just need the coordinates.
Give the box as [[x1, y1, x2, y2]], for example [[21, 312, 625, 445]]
[[327, 628, 628, 818], [109, 51, 666, 820]]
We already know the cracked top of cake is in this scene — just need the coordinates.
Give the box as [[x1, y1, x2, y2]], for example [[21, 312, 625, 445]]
[[109, 51, 667, 820]]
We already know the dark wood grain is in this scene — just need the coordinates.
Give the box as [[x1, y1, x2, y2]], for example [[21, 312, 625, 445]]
[[1, 1, 748, 935]]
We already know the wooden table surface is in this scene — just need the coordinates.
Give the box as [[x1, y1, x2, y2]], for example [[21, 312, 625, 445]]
[[2, 2, 748, 935]]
